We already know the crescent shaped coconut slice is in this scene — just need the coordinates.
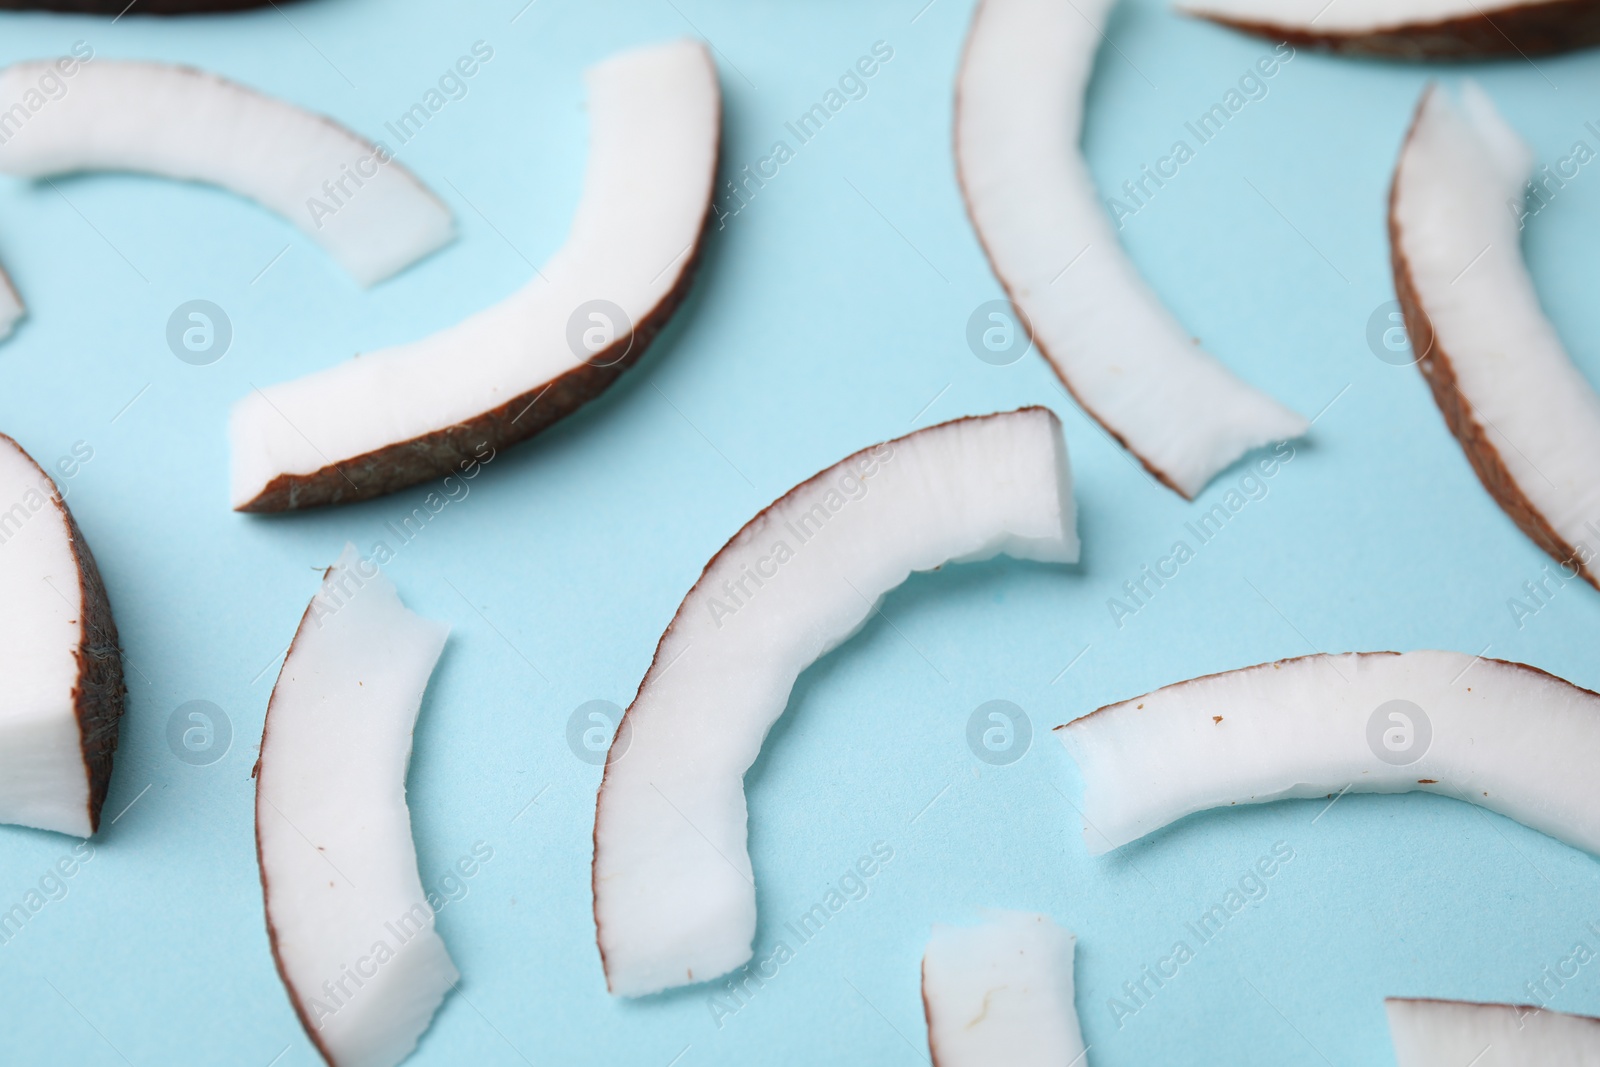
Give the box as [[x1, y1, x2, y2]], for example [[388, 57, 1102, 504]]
[[0, 263, 22, 341], [1387, 998, 1600, 1066], [255, 544, 456, 1067], [592, 407, 1079, 997], [229, 39, 720, 512], [955, 0, 1306, 499], [0, 433, 123, 838], [1391, 83, 1600, 592], [922, 912, 1089, 1067], [1056, 651, 1600, 855], [0, 58, 452, 286], [1179, 0, 1600, 59]]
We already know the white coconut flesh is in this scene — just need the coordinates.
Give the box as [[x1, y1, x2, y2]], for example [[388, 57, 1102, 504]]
[[1057, 651, 1600, 856], [228, 39, 719, 510], [0, 264, 21, 340], [922, 911, 1088, 1067], [956, 0, 1306, 498], [1182, 0, 1560, 35], [0, 436, 116, 838], [256, 544, 456, 1067], [1387, 998, 1600, 1067], [592, 407, 1079, 997], [1392, 84, 1600, 587], [0, 59, 453, 286]]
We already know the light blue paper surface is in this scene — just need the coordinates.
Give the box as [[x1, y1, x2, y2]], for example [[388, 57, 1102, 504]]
[[1, 1, 1598, 1064]]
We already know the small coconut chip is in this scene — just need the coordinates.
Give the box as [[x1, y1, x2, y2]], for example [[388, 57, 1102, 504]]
[[1391, 83, 1600, 592], [256, 545, 456, 1067], [1387, 997, 1600, 1066], [229, 39, 721, 512], [1057, 651, 1600, 854], [1180, 0, 1600, 59], [923, 911, 1089, 1067], [0, 263, 22, 341], [0, 58, 453, 285], [592, 407, 1079, 996], [956, 0, 1306, 498], [0, 433, 122, 837]]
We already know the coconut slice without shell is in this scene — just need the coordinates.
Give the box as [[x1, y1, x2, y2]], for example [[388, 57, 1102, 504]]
[[955, 0, 1306, 498], [1387, 998, 1600, 1066], [256, 544, 456, 1067], [1179, 0, 1600, 59], [922, 911, 1088, 1067], [0, 433, 122, 838], [0, 263, 21, 341], [592, 407, 1079, 996], [229, 39, 720, 512], [0, 59, 452, 286], [1391, 84, 1600, 592], [1057, 651, 1600, 854]]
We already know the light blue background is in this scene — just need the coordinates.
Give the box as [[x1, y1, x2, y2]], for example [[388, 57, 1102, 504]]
[[1, 0, 1598, 1063]]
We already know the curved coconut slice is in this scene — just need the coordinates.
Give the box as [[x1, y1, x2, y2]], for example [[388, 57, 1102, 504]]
[[922, 911, 1088, 1067], [1391, 84, 1600, 593], [1057, 651, 1600, 855], [1388, 998, 1600, 1066], [0, 59, 452, 286], [955, 0, 1306, 499], [0, 263, 22, 341], [1180, 0, 1600, 59], [592, 407, 1079, 997], [256, 544, 456, 1067], [0, 433, 122, 838], [229, 40, 720, 512]]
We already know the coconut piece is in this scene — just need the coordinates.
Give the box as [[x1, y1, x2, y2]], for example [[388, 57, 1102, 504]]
[[1057, 651, 1600, 855], [1391, 84, 1600, 592], [0, 433, 122, 838], [0, 263, 22, 341], [955, 0, 1306, 498], [922, 911, 1088, 1067], [1387, 998, 1600, 1066], [592, 407, 1079, 997], [229, 39, 720, 512], [255, 544, 455, 1067], [1180, 0, 1600, 59], [0, 59, 452, 286]]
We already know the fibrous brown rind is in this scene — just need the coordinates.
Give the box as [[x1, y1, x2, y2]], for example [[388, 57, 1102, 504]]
[[252, 562, 336, 1066], [1190, 0, 1600, 59], [236, 170, 717, 514], [1387, 91, 1599, 592], [0, 433, 125, 834]]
